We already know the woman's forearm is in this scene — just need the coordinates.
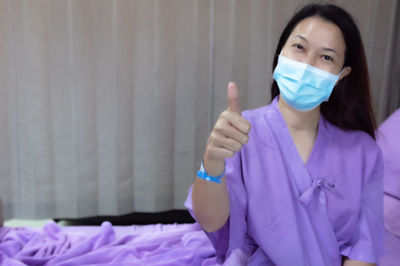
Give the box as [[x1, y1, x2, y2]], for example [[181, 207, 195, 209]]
[[192, 175, 230, 233]]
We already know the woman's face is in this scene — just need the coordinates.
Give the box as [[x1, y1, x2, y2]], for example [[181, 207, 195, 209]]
[[281, 16, 350, 76]]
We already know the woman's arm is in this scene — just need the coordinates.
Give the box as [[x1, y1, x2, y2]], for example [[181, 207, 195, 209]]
[[192, 82, 250, 233]]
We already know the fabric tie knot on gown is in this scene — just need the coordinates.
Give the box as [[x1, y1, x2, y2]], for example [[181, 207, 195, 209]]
[[300, 177, 335, 206]]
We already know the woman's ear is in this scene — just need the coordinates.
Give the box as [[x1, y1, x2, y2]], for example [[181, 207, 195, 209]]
[[339, 66, 351, 81]]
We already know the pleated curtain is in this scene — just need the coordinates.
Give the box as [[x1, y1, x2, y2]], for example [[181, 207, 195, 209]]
[[0, 0, 398, 220]]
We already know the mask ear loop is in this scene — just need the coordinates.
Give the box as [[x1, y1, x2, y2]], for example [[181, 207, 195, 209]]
[[338, 66, 349, 80], [338, 68, 346, 78], [334, 68, 347, 87]]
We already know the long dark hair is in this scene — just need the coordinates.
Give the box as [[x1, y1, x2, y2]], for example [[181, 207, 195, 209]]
[[271, 4, 377, 139]]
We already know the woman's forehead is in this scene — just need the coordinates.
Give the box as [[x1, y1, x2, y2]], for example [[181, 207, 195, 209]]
[[289, 16, 346, 56]]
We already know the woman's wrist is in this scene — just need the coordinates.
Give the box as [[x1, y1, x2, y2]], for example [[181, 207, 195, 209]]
[[203, 155, 225, 177]]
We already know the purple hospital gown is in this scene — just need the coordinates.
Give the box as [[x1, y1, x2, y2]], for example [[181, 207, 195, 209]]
[[185, 97, 384, 265], [377, 109, 400, 266]]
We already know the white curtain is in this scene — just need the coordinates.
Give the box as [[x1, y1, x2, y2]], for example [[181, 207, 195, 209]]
[[0, 0, 398, 220]]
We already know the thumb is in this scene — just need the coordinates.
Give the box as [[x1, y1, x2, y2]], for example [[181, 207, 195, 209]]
[[227, 82, 241, 114]]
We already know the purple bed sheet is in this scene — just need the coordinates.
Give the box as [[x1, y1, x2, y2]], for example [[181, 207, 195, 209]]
[[0, 222, 217, 266]]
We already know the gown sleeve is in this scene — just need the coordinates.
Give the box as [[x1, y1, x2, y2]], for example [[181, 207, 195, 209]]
[[185, 151, 249, 264], [340, 148, 384, 263]]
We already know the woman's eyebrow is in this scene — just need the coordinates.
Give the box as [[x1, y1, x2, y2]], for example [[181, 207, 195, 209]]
[[322, 47, 339, 56], [295, 35, 308, 42]]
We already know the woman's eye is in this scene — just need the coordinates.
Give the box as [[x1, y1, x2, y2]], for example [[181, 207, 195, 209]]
[[322, 55, 333, 62], [293, 44, 304, 50]]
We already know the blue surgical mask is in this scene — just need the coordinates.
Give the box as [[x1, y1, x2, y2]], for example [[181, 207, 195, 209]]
[[273, 55, 342, 111]]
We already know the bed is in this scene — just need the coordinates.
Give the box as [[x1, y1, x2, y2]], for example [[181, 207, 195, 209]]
[[2, 219, 399, 266], [1, 206, 399, 265], [0, 220, 217, 265]]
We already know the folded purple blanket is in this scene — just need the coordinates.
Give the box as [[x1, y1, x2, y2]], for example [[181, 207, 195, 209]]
[[0, 222, 217, 265]]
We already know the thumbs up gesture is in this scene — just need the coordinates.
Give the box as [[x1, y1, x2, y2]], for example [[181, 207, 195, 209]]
[[203, 82, 251, 177]]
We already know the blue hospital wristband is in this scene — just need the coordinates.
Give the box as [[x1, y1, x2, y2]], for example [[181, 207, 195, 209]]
[[197, 161, 225, 184]]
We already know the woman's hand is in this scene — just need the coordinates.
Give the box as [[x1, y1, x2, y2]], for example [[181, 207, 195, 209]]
[[203, 82, 251, 177]]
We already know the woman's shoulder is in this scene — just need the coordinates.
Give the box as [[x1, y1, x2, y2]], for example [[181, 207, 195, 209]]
[[241, 101, 280, 128], [330, 122, 377, 145], [328, 122, 381, 160], [242, 105, 270, 120]]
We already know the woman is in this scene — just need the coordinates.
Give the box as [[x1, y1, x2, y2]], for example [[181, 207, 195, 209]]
[[186, 3, 383, 266]]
